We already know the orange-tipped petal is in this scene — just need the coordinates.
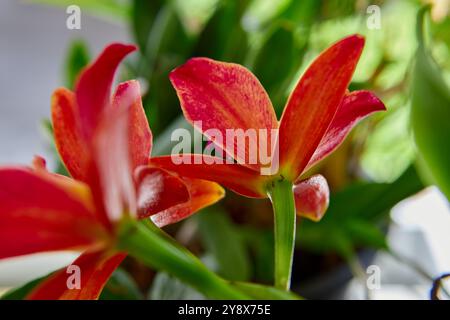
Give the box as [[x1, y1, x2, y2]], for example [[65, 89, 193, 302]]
[[51, 88, 90, 182], [305, 90, 386, 171], [75, 43, 136, 140], [170, 58, 279, 172], [152, 179, 225, 227], [294, 175, 329, 222], [27, 250, 126, 300], [149, 155, 270, 198], [31, 156, 95, 212], [113, 80, 152, 170], [135, 166, 190, 219], [0, 168, 107, 259], [279, 35, 365, 181]]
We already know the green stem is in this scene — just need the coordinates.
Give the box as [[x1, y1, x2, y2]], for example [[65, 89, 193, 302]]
[[268, 179, 296, 290], [117, 219, 249, 300]]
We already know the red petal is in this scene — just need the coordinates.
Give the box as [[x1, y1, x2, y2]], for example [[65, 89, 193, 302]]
[[75, 43, 136, 140], [0, 168, 107, 259], [135, 166, 190, 219], [91, 106, 136, 222], [152, 178, 225, 227], [30, 156, 95, 212], [113, 80, 152, 170], [305, 90, 385, 171], [279, 35, 365, 181], [294, 175, 329, 222], [170, 58, 279, 172], [27, 250, 126, 300], [149, 155, 270, 198], [51, 88, 90, 181]]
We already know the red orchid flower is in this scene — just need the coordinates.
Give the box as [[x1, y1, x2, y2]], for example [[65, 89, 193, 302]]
[[150, 34, 386, 221], [0, 43, 224, 299]]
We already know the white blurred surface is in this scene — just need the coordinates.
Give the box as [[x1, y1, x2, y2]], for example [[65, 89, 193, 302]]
[[0, 252, 79, 287], [344, 187, 450, 300]]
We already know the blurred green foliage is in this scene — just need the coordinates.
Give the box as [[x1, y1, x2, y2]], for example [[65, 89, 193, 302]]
[[197, 208, 251, 281], [411, 6, 450, 200]]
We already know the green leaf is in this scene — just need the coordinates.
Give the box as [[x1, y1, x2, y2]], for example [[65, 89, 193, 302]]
[[118, 219, 250, 299], [325, 165, 423, 221], [297, 223, 354, 258], [297, 166, 423, 257], [344, 220, 388, 250], [148, 272, 205, 300], [431, 17, 450, 53], [1, 275, 47, 300], [193, 0, 249, 63], [64, 40, 90, 89], [131, 0, 164, 53], [320, 0, 358, 19], [148, 272, 302, 300], [99, 268, 143, 300], [139, 4, 191, 76], [411, 6, 450, 200], [197, 208, 251, 281], [360, 106, 416, 183], [249, 23, 306, 114], [231, 282, 302, 300], [140, 4, 192, 135], [238, 227, 274, 283], [277, 0, 320, 26]]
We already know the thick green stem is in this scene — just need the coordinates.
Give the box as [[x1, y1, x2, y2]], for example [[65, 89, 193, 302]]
[[268, 179, 296, 290], [117, 219, 249, 300]]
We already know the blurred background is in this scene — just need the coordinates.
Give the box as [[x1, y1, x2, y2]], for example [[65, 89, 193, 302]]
[[0, 0, 449, 300]]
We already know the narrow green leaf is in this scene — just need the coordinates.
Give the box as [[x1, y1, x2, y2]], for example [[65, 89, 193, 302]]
[[325, 165, 423, 221], [297, 166, 423, 257], [250, 24, 306, 114], [344, 220, 388, 250], [411, 6, 450, 200], [238, 226, 274, 283], [64, 40, 90, 89], [131, 0, 164, 53], [141, 4, 192, 134], [99, 268, 143, 300], [193, 0, 249, 63], [197, 208, 251, 281], [149, 272, 205, 300], [297, 223, 354, 258], [361, 107, 416, 183], [277, 0, 320, 26], [118, 219, 250, 299], [1, 276, 46, 300], [231, 282, 302, 300]]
